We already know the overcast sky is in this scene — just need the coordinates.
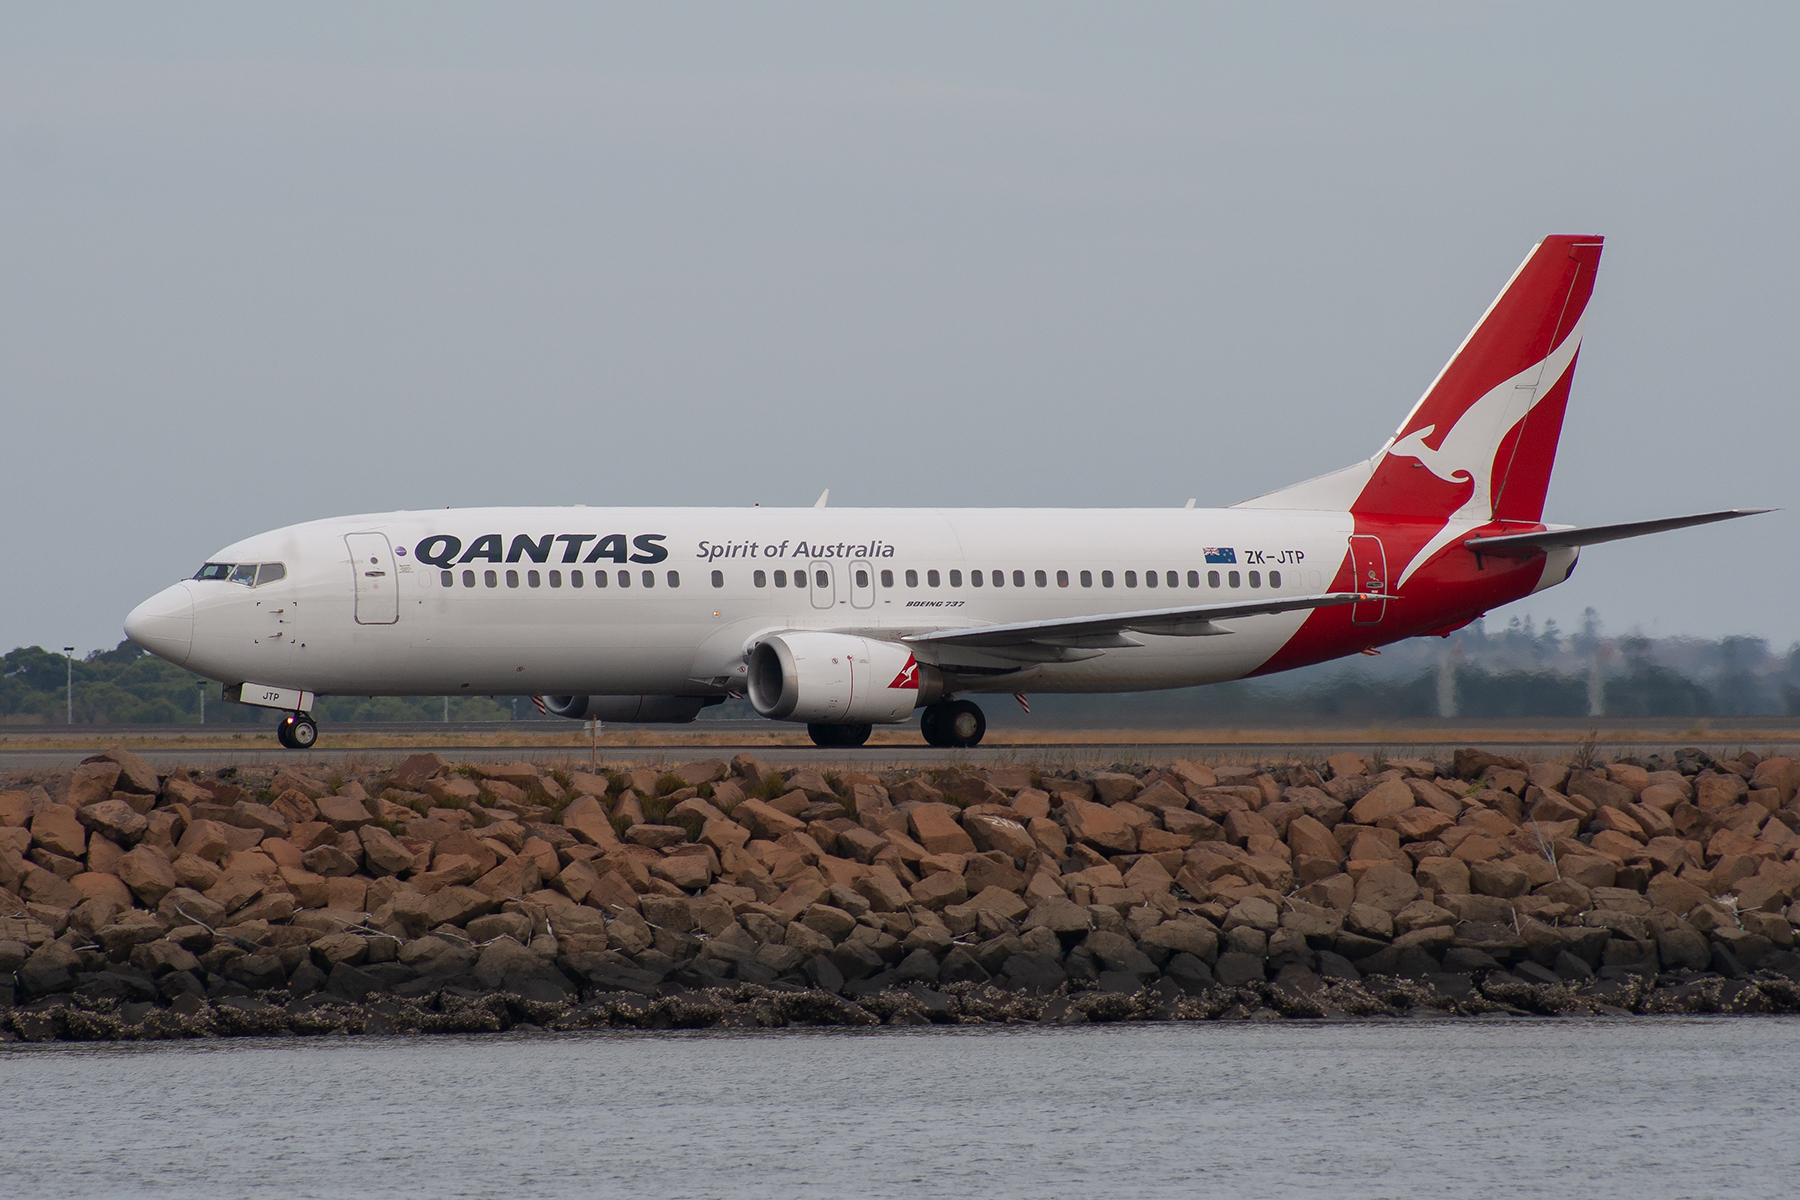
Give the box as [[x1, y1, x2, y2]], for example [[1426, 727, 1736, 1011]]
[[4, 3, 1795, 658]]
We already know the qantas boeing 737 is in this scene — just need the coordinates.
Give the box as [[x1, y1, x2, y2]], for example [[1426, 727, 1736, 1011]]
[[124, 234, 1762, 750]]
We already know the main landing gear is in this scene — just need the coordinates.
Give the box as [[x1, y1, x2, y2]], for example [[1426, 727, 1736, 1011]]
[[920, 699, 985, 748], [808, 722, 872, 748], [276, 712, 318, 750]]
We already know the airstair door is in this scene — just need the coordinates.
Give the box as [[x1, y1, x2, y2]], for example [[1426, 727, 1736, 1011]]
[[1348, 535, 1387, 626], [346, 533, 400, 625]]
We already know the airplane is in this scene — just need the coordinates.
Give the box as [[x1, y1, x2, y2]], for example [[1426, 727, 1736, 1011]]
[[124, 234, 1763, 751]]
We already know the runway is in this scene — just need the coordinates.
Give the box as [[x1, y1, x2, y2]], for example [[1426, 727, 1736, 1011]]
[[3, 718, 1797, 772]]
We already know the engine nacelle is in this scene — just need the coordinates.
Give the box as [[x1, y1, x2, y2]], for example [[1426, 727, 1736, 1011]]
[[541, 695, 720, 723], [747, 632, 932, 724]]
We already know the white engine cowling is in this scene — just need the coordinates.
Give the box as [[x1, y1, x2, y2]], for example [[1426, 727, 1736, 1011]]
[[747, 632, 923, 724]]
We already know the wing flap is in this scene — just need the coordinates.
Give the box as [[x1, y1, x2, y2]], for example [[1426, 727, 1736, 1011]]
[[902, 592, 1370, 650]]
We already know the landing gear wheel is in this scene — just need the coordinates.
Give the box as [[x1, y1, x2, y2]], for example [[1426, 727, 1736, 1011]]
[[807, 722, 872, 748], [921, 699, 985, 748], [278, 713, 318, 750]]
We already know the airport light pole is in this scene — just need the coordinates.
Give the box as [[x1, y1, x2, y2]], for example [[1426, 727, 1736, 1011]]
[[63, 647, 75, 725]]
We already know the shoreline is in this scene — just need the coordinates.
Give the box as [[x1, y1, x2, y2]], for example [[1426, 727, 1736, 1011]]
[[5, 743, 1799, 1043]]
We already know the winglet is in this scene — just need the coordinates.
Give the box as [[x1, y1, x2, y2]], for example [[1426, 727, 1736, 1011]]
[[814, 489, 829, 509]]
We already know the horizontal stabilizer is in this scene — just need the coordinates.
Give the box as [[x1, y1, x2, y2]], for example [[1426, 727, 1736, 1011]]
[[904, 592, 1372, 650], [1463, 509, 1771, 559]]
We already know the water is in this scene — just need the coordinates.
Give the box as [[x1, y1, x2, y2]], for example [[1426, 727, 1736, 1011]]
[[3, 1018, 1796, 1199]]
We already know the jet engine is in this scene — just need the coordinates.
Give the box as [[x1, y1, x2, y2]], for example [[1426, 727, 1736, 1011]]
[[541, 695, 721, 723], [747, 631, 937, 724]]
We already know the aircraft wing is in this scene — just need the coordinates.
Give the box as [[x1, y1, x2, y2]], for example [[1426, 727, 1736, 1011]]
[[902, 592, 1371, 652], [1463, 509, 1770, 560]]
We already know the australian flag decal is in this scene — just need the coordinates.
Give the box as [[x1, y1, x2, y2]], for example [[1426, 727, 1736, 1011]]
[[1203, 547, 1237, 564]]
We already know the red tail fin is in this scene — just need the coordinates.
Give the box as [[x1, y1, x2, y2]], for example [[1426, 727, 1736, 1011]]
[[1355, 235, 1603, 523]]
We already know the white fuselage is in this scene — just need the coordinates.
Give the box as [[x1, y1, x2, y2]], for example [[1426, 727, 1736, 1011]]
[[127, 505, 1364, 701]]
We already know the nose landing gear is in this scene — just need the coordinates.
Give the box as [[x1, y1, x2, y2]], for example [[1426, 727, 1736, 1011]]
[[920, 699, 985, 748], [276, 712, 318, 750]]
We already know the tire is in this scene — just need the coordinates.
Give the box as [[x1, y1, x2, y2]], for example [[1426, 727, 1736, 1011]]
[[281, 713, 319, 750], [942, 699, 985, 748], [919, 703, 951, 748], [808, 722, 872, 748]]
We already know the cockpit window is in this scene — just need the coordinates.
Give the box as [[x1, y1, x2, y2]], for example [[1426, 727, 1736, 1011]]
[[194, 562, 287, 587]]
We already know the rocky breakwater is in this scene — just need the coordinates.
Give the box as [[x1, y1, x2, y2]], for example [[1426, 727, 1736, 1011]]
[[2, 745, 1799, 1041]]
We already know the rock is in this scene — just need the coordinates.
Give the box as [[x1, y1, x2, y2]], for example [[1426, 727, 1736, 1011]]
[[1463, 858, 1528, 898], [909, 871, 968, 911], [963, 813, 1036, 860], [427, 885, 498, 928], [1454, 748, 1527, 779], [1063, 799, 1136, 853], [1415, 857, 1471, 896], [1214, 951, 1266, 986], [227, 801, 289, 839], [116, 845, 178, 905], [314, 795, 373, 832], [1353, 862, 1420, 914], [905, 805, 975, 855], [1559, 855, 1618, 889], [1350, 778, 1416, 824], [467, 911, 535, 944], [1088, 772, 1141, 804], [1023, 896, 1093, 936], [302, 845, 362, 877], [1345, 902, 1395, 939], [1083, 930, 1156, 977], [800, 903, 858, 943], [736, 798, 808, 841], [1223, 896, 1281, 933], [30, 808, 86, 859], [67, 761, 124, 807], [1140, 917, 1219, 961], [75, 800, 147, 846], [356, 825, 416, 876]]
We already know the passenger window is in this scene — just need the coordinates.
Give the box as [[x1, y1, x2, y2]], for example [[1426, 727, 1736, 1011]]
[[667, 571, 680, 587], [986, 570, 998, 587], [441, 570, 454, 587], [1167, 571, 1179, 588], [1228, 571, 1240, 588], [485, 570, 498, 588], [1080, 570, 1093, 588], [644, 570, 656, 588], [712, 570, 724, 588], [1101, 571, 1114, 587], [970, 570, 984, 588], [774, 570, 787, 588], [1270, 570, 1282, 588], [814, 569, 827, 589], [230, 564, 257, 586], [594, 570, 608, 588], [256, 563, 286, 586], [928, 570, 941, 587], [572, 570, 584, 588], [1012, 570, 1025, 588], [1057, 570, 1069, 587], [1208, 570, 1220, 588], [1249, 571, 1261, 588], [548, 570, 562, 588], [618, 570, 630, 588], [1145, 570, 1157, 589], [1034, 570, 1047, 587], [880, 569, 894, 587], [195, 563, 232, 581], [1187, 570, 1199, 588], [463, 570, 476, 588], [905, 569, 918, 587], [528, 570, 541, 588], [949, 570, 962, 587], [1125, 571, 1138, 588], [507, 570, 520, 588], [855, 569, 869, 588], [754, 570, 767, 588]]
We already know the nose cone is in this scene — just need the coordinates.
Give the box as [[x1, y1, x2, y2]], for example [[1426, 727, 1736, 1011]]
[[125, 583, 195, 666]]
